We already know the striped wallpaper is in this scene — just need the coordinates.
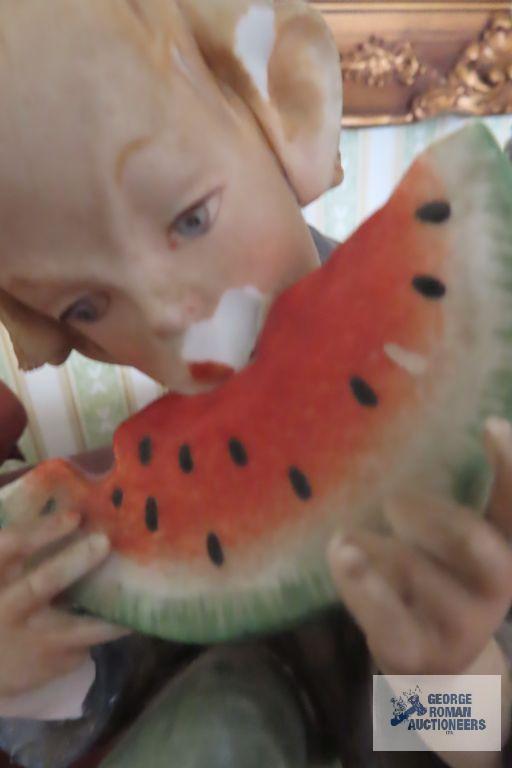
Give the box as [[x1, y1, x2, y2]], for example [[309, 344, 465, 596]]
[[1, 115, 511, 470]]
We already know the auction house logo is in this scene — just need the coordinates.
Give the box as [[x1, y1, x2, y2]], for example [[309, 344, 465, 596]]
[[373, 675, 501, 752], [390, 685, 485, 735]]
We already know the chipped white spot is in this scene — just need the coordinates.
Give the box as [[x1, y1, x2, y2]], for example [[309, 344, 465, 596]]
[[234, 5, 275, 101], [384, 343, 428, 377], [182, 287, 268, 371]]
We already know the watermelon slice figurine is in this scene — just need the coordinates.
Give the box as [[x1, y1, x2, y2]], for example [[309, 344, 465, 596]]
[[1, 123, 512, 644]]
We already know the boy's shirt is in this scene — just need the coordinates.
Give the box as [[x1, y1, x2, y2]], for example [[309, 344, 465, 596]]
[[309, 227, 338, 266]]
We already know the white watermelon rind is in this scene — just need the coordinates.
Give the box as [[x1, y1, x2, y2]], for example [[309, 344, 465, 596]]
[[71, 556, 338, 643]]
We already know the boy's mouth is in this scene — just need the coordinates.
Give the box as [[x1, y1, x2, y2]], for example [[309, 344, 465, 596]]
[[187, 361, 237, 385], [182, 286, 268, 385]]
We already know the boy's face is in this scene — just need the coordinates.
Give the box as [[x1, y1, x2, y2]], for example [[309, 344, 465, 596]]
[[0, 2, 319, 393]]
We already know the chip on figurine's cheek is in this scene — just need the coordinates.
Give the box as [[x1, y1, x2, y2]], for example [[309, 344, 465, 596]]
[[181, 287, 267, 381]]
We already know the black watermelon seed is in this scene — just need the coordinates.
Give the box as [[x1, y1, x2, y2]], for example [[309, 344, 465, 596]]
[[112, 488, 124, 508], [138, 437, 153, 466], [289, 467, 312, 501], [228, 439, 248, 467], [179, 444, 194, 474], [145, 497, 159, 532], [40, 498, 57, 517], [350, 377, 379, 407], [415, 201, 451, 224], [412, 275, 447, 300], [207, 533, 225, 567]]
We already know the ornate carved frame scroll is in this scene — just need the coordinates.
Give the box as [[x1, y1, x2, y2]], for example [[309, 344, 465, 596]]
[[312, 1, 512, 126]]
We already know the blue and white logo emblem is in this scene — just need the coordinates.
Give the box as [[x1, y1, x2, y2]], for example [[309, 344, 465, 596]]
[[373, 675, 501, 752]]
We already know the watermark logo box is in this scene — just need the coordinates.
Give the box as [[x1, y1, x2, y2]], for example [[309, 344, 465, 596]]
[[373, 675, 501, 752]]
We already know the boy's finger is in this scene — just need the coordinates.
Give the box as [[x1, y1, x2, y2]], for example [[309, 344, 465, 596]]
[[2, 533, 110, 620], [0, 511, 82, 582], [328, 528, 507, 672], [52, 617, 130, 649], [20, 510, 82, 557], [384, 495, 512, 600], [328, 535, 427, 674], [0, 531, 28, 576], [484, 417, 512, 538], [331, 528, 474, 626]]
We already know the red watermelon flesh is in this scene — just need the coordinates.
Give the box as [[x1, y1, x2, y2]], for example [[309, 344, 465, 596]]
[[1, 123, 512, 642]]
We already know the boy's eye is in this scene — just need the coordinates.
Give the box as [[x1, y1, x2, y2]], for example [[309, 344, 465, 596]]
[[170, 191, 221, 242], [174, 203, 210, 238], [59, 293, 109, 324]]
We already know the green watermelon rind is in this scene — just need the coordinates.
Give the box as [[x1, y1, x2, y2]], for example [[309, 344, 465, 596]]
[[440, 124, 512, 508], [71, 560, 338, 643]]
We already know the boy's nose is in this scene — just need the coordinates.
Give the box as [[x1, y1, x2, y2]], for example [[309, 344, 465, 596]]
[[152, 319, 182, 340], [149, 309, 191, 339]]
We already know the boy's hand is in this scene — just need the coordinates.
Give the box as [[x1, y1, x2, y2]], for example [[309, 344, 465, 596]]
[[328, 418, 512, 675], [0, 382, 126, 700], [0, 511, 127, 698]]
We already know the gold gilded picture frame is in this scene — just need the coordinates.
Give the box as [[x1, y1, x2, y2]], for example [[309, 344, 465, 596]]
[[312, 1, 512, 126]]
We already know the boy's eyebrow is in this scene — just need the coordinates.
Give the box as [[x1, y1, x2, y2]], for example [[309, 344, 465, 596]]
[[116, 136, 154, 184]]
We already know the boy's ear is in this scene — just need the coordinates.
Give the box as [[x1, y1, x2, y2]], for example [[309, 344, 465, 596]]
[[181, 0, 343, 205], [0, 289, 73, 371]]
